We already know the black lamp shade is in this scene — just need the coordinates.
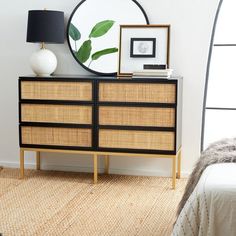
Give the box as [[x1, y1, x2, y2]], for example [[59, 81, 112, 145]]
[[27, 10, 64, 43]]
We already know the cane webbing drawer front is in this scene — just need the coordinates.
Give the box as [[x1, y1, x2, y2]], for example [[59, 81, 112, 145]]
[[21, 104, 92, 124], [99, 106, 175, 127], [21, 126, 92, 147], [21, 81, 92, 101], [99, 82, 176, 103], [99, 129, 175, 151]]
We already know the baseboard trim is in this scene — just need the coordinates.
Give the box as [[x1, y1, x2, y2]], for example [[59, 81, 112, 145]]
[[0, 161, 190, 177]]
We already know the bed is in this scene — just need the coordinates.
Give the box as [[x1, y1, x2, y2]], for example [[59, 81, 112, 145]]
[[172, 138, 236, 236]]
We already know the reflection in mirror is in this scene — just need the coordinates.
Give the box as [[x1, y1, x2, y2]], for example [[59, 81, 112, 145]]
[[67, 0, 149, 75]]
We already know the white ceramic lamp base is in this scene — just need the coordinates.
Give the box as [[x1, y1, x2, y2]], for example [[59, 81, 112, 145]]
[[30, 48, 57, 76]]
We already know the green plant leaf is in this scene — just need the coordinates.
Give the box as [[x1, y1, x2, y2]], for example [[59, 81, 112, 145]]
[[76, 40, 92, 63], [89, 20, 115, 38], [92, 47, 118, 60], [69, 23, 81, 41]]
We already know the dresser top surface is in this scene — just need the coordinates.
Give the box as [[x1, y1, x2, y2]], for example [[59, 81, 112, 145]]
[[19, 75, 182, 82]]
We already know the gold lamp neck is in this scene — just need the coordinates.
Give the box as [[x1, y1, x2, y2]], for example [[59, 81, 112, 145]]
[[41, 8, 47, 49], [41, 42, 46, 49]]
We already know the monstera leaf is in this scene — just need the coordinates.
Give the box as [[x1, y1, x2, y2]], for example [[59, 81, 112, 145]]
[[69, 23, 81, 41], [92, 48, 118, 60], [89, 20, 115, 38], [76, 40, 92, 63]]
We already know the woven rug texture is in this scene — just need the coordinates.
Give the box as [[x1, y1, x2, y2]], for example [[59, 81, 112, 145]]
[[0, 168, 187, 236]]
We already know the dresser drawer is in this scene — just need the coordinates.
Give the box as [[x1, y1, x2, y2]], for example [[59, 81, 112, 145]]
[[20, 81, 92, 101], [99, 106, 175, 127], [99, 129, 175, 151], [21, 126, 92, 147], [21, 104, 92, 124], [99, 82, 176, 103]]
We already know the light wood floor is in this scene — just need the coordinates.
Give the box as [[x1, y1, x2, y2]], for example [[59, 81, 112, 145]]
[[0, 168, 187, 236]]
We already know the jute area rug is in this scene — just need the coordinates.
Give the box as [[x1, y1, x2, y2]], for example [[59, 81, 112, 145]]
[[0, 168, 187, 236]]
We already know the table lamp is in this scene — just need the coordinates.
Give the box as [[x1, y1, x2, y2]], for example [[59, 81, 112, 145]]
[[26, 10, 64, 76]]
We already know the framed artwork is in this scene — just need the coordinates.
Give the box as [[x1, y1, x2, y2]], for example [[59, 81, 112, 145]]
[[118, 25, 170, 76], [67, 0, 149, 76], [130, 38, 156, 58]]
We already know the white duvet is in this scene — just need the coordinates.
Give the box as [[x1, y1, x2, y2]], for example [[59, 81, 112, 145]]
[[172, 163, 236, 236]]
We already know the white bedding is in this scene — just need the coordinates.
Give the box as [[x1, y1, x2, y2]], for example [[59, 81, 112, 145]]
[[172, 163, 236, 236]]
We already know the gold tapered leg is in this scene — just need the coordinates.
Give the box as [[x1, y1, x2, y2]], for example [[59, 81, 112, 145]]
[[172, 156, 176, 189], [20, 149, 24, 179], [36, 152, 41, 170], [177, 149, 181, 179], [104, 155, 109, 174], [94, 154, 98, 184], [36, 152, 40, 170]]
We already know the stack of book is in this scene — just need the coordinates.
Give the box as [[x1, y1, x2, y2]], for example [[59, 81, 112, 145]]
[[132, 69, 173, 79]]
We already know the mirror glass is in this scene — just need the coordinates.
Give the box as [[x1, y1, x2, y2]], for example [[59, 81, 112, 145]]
[[67, 0, 149, 75]]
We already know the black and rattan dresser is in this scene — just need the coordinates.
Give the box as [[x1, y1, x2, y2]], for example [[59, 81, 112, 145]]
[[18, 75, 182, 188]]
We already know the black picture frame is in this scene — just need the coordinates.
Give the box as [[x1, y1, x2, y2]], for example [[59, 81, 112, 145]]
[[130, 38, 156, 58]]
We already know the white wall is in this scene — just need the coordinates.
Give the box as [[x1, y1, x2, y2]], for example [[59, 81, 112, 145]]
[[0, 0, 219, 176]]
